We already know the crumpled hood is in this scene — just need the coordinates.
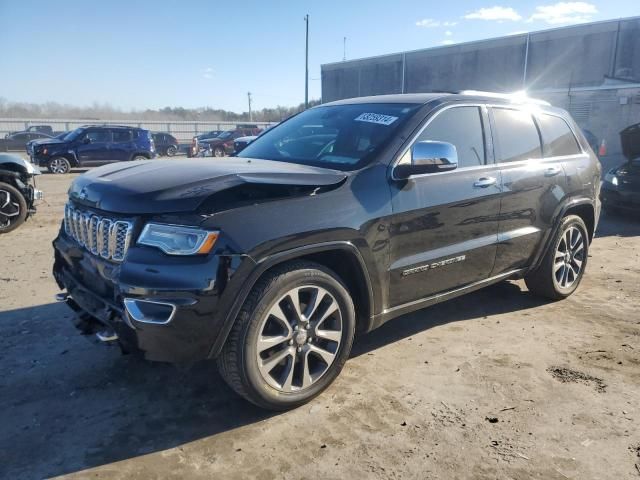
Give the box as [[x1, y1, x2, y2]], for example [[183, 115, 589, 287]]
[[69, 158, 347, 214]]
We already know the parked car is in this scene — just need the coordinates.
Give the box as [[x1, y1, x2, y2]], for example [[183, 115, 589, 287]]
[[233, 135, 257, 154], [32, 125, 155, 174], [52, 92, 600, 410], [233, 124, 278, 154], [152, 133, 179, 156], [201, 127, 262, 157], [9, 125, 54, 136], [27, 131, 68, 157], [0, 131, 54, 152], [600, 122, 640, 213], [196, 130, 223, 141], [0, 153, 43, 233]]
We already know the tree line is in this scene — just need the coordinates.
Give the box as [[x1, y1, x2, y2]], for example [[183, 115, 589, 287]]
[[0, 98, 322, 122]]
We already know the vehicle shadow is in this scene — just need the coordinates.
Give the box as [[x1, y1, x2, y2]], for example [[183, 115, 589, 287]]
[[0, 281, 545, 479], [595, 209, 640, 238]]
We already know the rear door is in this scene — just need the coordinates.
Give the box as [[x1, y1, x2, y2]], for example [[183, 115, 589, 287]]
[[387, 104, 501, 308], [489, 107, 570, 275], [109, 129, 134, 161]]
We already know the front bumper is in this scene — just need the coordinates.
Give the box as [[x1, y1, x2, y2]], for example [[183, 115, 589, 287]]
[[53, 232, 252, 363]]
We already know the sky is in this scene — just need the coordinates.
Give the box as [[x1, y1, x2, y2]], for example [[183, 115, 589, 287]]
[[0, 0, 637, 113]]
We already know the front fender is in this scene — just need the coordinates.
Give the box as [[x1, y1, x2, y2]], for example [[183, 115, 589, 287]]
[[207, 240, 376, 358]]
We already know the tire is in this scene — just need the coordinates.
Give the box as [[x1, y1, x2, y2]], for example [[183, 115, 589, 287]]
[[525, 215, 589, 300], [0, 181, 28, 234], [213, 146, 225, 157], [166, 146, 177, 157], [217, 261, 356, 410], [48, 157, 71, 174], [132, 155, 148, 162]]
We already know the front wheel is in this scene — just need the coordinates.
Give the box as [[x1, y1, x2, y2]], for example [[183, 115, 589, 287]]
[[131, 155, 148, 161], [48, 157, 71, 174], [525, 215, 589, 300], [217, 261, 356, 410], [166, 146, 177, 157], [0, 182, 28, 234]]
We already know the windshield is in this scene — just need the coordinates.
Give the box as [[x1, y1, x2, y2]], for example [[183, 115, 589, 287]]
[[217, 131, 233, 139], [237, 103, 420, 170], [64, 128, 84, 141]]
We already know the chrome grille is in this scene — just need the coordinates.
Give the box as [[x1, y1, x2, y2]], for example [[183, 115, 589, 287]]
[[64, 203, 133, 262]]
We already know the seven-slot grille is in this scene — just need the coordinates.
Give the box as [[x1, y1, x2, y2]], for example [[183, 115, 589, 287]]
[[64, 203, 133, 262]]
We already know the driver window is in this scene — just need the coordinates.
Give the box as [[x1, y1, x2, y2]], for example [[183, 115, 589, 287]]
[[414, 106, 486, 168], [85, 130, 111, 143]]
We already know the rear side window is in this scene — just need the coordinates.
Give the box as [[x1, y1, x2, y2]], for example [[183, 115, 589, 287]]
[[112, 130, 132, 142], [492, 108, 542, 163], [537, 114, 581, 157], [416, 106, 486, 168]]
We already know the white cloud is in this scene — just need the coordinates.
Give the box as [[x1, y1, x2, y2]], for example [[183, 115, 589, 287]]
[[443, 21, 458, 26], [416, 18, 440, 27], [441, 39, 455, 45], [464, 6, 522, 21], [528, 2, 597, 24], [202, 67, 213, 79], [445, 30, 453, 36]]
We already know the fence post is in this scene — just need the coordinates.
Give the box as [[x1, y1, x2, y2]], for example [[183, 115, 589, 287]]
[[167, 123, 171, 133]]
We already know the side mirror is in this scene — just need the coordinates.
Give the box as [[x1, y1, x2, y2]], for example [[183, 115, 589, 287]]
[[394, 141, 458, 179], [82, 137, 91, 144]]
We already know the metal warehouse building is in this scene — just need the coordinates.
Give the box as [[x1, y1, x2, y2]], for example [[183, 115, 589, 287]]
[[321, 17, 640, 156]]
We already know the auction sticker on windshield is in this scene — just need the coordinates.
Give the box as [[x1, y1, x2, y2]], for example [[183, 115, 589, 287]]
[[354, 113, 398, 126]]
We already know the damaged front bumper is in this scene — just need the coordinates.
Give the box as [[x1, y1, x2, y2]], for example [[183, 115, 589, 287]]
[[53, 232, 251, 363]]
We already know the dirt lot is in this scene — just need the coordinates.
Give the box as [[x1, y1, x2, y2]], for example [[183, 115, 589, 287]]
[[1, 171, 639, 480]]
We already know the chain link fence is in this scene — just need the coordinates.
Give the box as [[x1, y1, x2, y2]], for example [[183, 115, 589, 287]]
[[0, 118, 275, 143]]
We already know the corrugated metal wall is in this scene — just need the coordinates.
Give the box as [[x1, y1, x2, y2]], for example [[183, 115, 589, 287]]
[[321, 17, 640, 155]]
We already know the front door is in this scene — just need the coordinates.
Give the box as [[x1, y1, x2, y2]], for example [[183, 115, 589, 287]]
[[387, 104, 501, 309], [76, 129, 111, 165]]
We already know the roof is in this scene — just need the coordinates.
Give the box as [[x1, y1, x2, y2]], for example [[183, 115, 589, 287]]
[[322, 93, 448, 106], [321, 91, 552, 108]]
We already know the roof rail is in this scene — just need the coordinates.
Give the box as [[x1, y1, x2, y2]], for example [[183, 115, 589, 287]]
[[458, 90, 551, 106]]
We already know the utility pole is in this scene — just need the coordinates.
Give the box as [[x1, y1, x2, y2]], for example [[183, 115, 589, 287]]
[[247, 92, 252, 121], [343, 36, 347, 61], [304, 14, 309, 109]]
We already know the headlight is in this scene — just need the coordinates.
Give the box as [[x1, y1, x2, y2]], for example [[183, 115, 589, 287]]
[[604, 172, 618, 186], [138, 223, 219, 255]]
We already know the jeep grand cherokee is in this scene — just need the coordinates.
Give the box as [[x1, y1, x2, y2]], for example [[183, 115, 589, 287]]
[[53, 92, 601, 410]]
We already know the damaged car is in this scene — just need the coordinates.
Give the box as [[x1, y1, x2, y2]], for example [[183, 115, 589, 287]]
[[0, 153, 43, 233], [53, 92, 601, 410], [601, 122, 640, 214]]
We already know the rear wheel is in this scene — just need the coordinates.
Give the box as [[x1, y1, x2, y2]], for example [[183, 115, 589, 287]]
[[0, 182, 27, 234], [48, 157, 71, 174], [166, 146, 177, 157], [217, 261, 356, 410], [525, 215, 589, 300], [132, 155, 148, 161]]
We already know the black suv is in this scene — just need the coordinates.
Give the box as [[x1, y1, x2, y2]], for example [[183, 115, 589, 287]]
[[53, 93, 601, 410], [33, 125, 155, 174]]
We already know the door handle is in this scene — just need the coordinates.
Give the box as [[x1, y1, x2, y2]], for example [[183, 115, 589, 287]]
[[473, 177, 497, 188], [544, 166, 562, 177]]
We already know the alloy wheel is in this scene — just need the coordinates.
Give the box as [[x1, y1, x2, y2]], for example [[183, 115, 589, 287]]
[[49, 158, 69, 174], [256, 285, 343, 393], [554, 226, 585, 289], [0, 189, 20, 229]]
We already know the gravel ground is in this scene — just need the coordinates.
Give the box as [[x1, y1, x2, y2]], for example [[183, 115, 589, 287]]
[[1, 171, 639, 480]]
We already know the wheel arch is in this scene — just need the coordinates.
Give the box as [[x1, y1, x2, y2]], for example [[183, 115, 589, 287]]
[[528, 197, 596, 273], [208, 241, 376, 358]]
